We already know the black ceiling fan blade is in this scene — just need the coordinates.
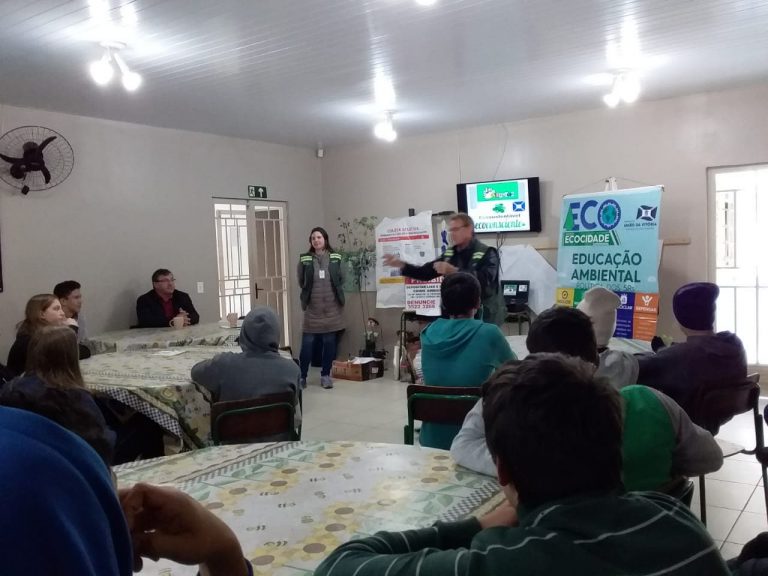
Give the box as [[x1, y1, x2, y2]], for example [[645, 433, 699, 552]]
[[0, 153, 22, 164], [37, 136, 57, 152], [10, 164, 25, 179], [41, 165, 52, 183]]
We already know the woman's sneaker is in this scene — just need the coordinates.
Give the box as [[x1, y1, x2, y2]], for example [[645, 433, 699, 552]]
[[320, 375, 334, 389], [300, 377, 307, 389]]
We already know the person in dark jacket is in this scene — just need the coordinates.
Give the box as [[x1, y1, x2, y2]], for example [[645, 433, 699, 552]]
[[135, 268, 200, 328], [637, 282, 747, 414], [191, 306, 301, 434], [298, 227, 345, 390], [7, 293, 91, 377], [54, 280, 89, 342], [383, 213, 505, 325]]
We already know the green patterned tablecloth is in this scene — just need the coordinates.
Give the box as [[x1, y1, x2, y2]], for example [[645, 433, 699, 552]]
[[116, 441, 505, 575], [86, 322, 240, 354], [81, 347, 219, 448]]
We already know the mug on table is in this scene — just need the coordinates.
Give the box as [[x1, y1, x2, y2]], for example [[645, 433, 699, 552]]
[[169, 315, 185, 329], [226, 312, 238, 328]]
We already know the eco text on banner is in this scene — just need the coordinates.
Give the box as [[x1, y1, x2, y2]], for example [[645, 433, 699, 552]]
[[556, 186, 663, 341]]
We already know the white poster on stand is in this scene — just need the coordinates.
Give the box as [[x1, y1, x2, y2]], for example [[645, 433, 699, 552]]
[[375, 211, 434, 309]]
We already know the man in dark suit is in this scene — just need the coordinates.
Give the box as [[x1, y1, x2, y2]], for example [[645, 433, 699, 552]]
[[135, 269, 200, 328]]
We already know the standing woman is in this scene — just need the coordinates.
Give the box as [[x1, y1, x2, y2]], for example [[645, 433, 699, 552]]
[[298, 227, 345, 389], [6, 293, 91, 377]]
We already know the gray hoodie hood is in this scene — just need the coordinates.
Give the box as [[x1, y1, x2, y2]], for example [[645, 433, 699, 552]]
[[239, 307, 280, 353]]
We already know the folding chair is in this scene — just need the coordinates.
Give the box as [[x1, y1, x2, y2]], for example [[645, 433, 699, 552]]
[[211, 391, 300, 445], [689, 373, 763, 525], [403, 384, 480, 446]]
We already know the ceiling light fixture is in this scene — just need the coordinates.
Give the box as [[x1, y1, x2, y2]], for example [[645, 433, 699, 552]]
[[88, 42, 142, 91], [89, 51, 114, 85], [602, 72, 641, 108], [374, 112, 397, 142], [415, 0, 438, 5], [113, 52, 142, 91]]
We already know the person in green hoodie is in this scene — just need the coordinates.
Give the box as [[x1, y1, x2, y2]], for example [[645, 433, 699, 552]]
[[314, 354, 729, 576], [419, 272, 515, 449]]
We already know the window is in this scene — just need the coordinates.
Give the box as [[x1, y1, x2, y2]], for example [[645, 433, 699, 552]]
[[710, 165, 768, 365], [214, 203, 252, 318]]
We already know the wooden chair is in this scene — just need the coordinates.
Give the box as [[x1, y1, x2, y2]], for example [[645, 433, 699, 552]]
[[403, 384, 480, 446], [211, 391, 300, 445], [688, 373, 763, 525]]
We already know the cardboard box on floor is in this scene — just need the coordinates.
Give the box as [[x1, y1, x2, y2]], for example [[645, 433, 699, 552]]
[[332, 359, 384, 381]]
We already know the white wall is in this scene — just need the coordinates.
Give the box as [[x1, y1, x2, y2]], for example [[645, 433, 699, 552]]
[[0, 104, 323, 359], [3, 84, 767, 365], [321, 83, 768, 358]]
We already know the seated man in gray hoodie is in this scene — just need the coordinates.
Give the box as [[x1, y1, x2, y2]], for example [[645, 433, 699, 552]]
[[191, 306, 301, 427]]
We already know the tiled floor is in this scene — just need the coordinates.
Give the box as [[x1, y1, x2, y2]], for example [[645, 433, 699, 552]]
[[300, 370, 768, 559]]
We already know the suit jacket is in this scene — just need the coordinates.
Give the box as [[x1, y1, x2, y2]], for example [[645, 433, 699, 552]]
[[135, 289, 200, 328]]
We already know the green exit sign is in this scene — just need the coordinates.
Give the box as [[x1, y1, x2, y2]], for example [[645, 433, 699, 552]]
[[248, 185, 267, 199]]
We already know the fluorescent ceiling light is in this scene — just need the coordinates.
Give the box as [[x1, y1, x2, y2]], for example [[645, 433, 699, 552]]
[[415, 0, 438, 5]]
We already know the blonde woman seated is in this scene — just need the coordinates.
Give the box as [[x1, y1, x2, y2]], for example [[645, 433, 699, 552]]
[[6, 293, 91, 377]]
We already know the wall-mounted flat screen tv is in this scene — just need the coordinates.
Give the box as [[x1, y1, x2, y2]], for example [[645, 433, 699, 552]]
[[456, 176, 541, 233]]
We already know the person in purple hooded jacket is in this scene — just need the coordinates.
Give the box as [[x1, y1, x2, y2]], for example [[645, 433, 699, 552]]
[[637, 282, 747, 414]]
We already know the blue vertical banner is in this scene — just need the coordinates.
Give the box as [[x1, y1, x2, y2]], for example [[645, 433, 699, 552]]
[[556, 186, 663, 340]]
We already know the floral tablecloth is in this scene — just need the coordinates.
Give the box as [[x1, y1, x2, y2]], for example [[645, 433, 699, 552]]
[[86, 322, 240, 354], [116, 441, 504, 575], [81, 347, 220, 448], [506, 334, 652, 359]]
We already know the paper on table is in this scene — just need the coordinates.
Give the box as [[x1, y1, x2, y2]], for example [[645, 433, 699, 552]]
[[152, 350, 187, 357]]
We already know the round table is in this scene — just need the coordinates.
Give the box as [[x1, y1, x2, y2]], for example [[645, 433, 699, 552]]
[[116, 441, 504, 575]]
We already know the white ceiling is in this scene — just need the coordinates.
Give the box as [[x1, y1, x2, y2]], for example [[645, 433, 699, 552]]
[[1, 0, 767, 148]]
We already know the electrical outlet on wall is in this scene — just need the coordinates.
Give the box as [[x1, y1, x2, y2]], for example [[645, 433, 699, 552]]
[[197, 282, 204, 293]]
